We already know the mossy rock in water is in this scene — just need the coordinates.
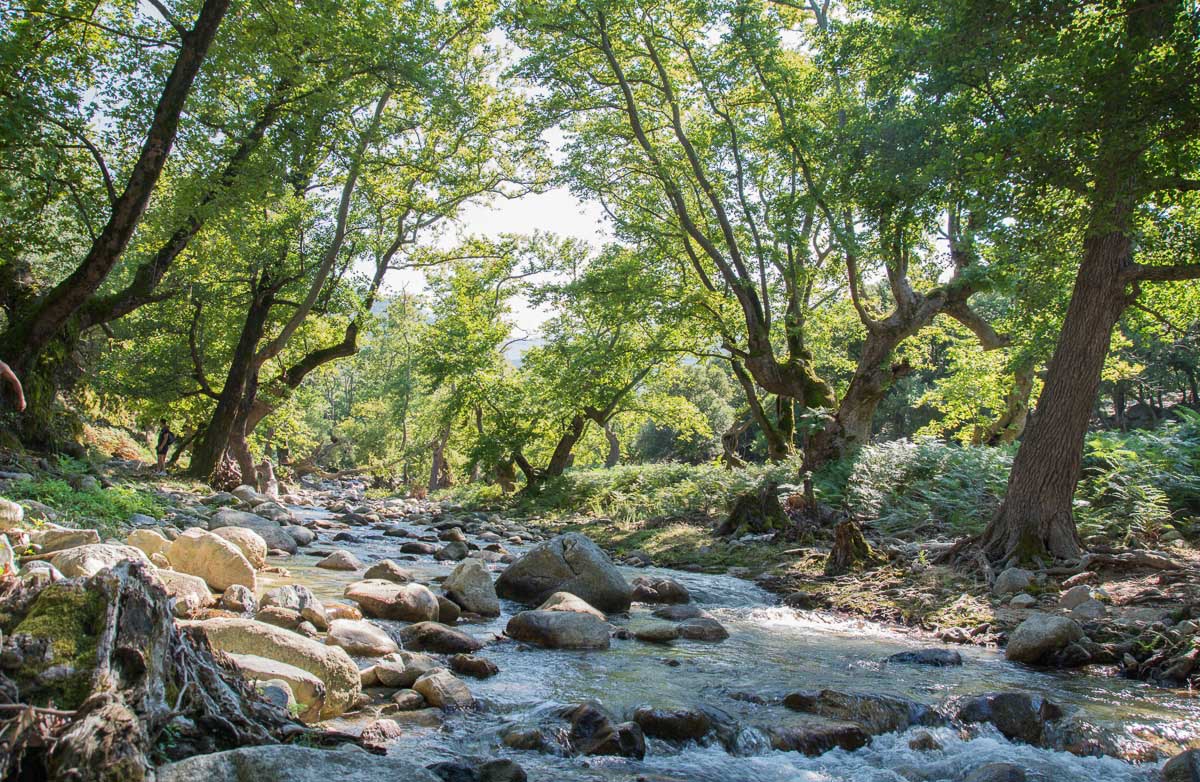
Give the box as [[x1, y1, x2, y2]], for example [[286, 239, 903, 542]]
[[11, 581, 105, 708]]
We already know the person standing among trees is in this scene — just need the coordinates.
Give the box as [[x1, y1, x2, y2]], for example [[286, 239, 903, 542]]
[[156, 419, 176, 474], [0, 360, 25, 413]]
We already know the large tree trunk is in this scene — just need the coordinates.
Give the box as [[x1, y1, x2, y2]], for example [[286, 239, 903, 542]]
[[603, 423, 620, 468], [428, 425, 451, 495], [187, 284, 275, 481], [545, 415, 586, 478], [1, 0, 231, 378], [981, 227, 1133, 563]]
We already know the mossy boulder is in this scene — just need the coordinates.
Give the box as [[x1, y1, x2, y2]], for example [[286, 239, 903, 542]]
[[9, 582, 105, 708]]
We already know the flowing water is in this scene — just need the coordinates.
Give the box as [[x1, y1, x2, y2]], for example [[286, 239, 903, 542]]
[[259, 502, 1199, 782]]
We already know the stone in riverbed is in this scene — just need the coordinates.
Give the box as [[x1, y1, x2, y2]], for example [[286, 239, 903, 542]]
[[496, 532, 632, 613], [783, 689, 937, 735], [537, 591, 606, 619], [632, 706, 711, 741], [50, 543, 151, 578], [651, 604, 705, 621], [219, 584, 256, 614], [325, 618, 399, 657], [362, 559, 413, 583], [316, 550, 362, 571], [631, 576, 690, 604], [884, 648, 963, 667], [449, 653, 499, 679], [400, 542, 438, 555], [209, 509, 297, 554], [677, 617, 729, 641], [631, 620, 680, 644], [398, 621, 483, 654], [154, 746, 440, 782], [956, 692, 1063, 745], [434, 540, 469, 561], [155, 569, 215, 609], [127, 528, 171, 559], [564, 702, 645, 759], [167, 529, 256, 592], [343, 579, 439, 622], [506, 610, 611, 650], [225, 653, 326, 723], [412, 668, 474, 710], [210, 526, 269, 569], [1005, 614, 1084, 664], [766, 716, 870, 756], [1163, 749, 1200, 782], [478, 759, 526, 782], [443, 559, 500, 617]]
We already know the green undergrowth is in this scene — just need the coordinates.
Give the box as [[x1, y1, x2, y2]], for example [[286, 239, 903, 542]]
[[4, 457, 165, 537]]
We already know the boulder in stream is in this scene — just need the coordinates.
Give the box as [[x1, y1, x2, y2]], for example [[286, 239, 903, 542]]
[[398, 621, 483, 654], [343, 579, 439, 622], [209, 509, 298, 555], [156, 746, 440, 782], [495, 532, 631, 613], [782, 689, 938, 735], [1005, 614, 1084, 664], [1164, 749, 1200, 782], [506, 609, 611, 650], [632, 706, 712, 741], [956, 692, 1063, 745], [167, 529, 256, 592], [443, 559, 500, 617], [325, 618, 399, 657]]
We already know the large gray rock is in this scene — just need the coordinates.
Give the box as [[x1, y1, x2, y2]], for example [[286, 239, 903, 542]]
[[232, 484, 271, 506], [506, 609, 611, 650], [782, 689, 937, 735], [412, 668, 474, 710], [155, 746, 441, 782], [0, 496, 23, 530], [956, 692, 1063, 745], [343, 580, 439, 622], [1005, 614, 1084, 664], [154, 569, 215, 607], [167, 529, 256, 592], [443, 559, 500, 617], [183, 617, 359, 718], [325, 618, 398, 657], [992, 567, 1033, 596], [51, 543, 151, 578], [209, 509, 297, 554], [397, 622, 483, 654], [496, 532, 631, 613], [1164, 749, 1200, 782]]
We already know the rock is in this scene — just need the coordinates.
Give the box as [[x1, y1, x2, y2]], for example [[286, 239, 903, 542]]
[[257, 679, 295, 712], [1009, 593, 1037, 609], [993, 567, 1033, 596], [326, 618, 399, 657], [202, 492, 239, 507], [677, 617, 729, 641], [155, 746, 440, 782], [183, 617, 360, 718], [324, 602, 360, 621], [27, 527, 101, 553], [344, 580, 440, 622], [436, 595, 461, 624], [260, 585, 327, 630], [0, 533, 15, 576], [167, 529, 256, 592], [956, 692, 1063, 745], [963, 763, 1027, 782], [1070, 599, 1107, 621], [375, 651, 439, 688], [284, 525, 315, 547], [908, 731, 941, 751], [766, 717, 870, 756], [153, 569, 214, 607], [362, 559, 413, 583], [506, 610, 611, 650], [232, 484, 270, 506], [225, 653, 326, 722], [398, 622, 483, 654], [449, 654, 498, 679], [632, 706, 711, 741], [209, 509, 297, 554], [884, 648, 963, 667], [478, 760, 526, 782], [537, 591, 606, 619], [360, 717, 403, 746], [426, 762, 477, 782], [631, 576, 691, 604], [434, 540, 469, 561], [400, 542, 437, 555], [210, 527, 269, 569], [631, 620, 680, 644], [255, 606, 303, 630], [1005, 614, 1085, 664], [443, 560, 500, 617], [391, 689, 426, 711], [1058, 584, 1095, 610], [412, 668, 474, 710], [495, 532, 632, 613], [500, 726, 545, 751], [316, 550, 362, 571], [784, 690, 936, 735], [0, 496, 24, 530], [252, 501, 295, 524], [219, 584, 257, 614], [1164, 749, 1200, 782], [127, 528, 171, 559], [565, 702, 645, 759], [51, 543, 151, 578], [651, 604, 705, 621]]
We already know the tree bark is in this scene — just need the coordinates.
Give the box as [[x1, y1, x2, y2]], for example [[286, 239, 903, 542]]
[[428, 425, 451, 495], [545, 415, 586, 478], [982, 225, 1134, 562], [603, 423, 620, 468], [2, 0, 231, 376], [981, 359, 1035, 446]]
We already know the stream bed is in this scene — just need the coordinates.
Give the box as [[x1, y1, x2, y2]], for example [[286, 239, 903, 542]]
[[259, 501, 1199, 782]]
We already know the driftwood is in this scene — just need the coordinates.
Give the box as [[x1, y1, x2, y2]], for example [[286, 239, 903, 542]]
[[0, 562, 368, 782]]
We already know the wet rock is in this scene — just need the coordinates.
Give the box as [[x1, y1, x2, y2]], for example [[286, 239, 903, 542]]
[[963, 763, 1027, 782], [449, 653, 499, 679], [632, 706, 711, 741], [326, 618, 399, 657], [375, 651, 438, 688], [443, 559, 500, 617], [390, 689, 427, 711], [183, 617, 360, 718], [496, 532, 632, 613], [316, 550, 362, 571], [362, 559, 413, 583], [1005, 614, 1085, 664], [506, 610, 611, 650], [956, 692, 1063, 745], [884, 649, 963, 667], [436, 595, 461, 624], [427, 762, 477, 782], [564, 702, 646, 759], [1164, 749, 1200, 782], [359, 717, 403, 747], [284, 525, 315, 547], [651, 604, 706, 621], [413, 668, 474, 710], [677, 617, 729, 641], [766, 716, 870, 755], [434, 540, 470, 561], [209, 509, 298, 554], [398, 622, 483, 654], [51, 543, 151, 578], [992, 567, 1032, 596], [783, 690, 937, 735], [537, 591, 606, 619], [324, 602, 361, 621], [631, 576, 691, 604], [907, 731, 941, 751], [344, 579, 440, 622], [632, 620, 680, 644], [478, 759, 526, 782], [500, 725, 545, 751], [401, 542, 438, 555], [155, 746, 440, 782], [219, 584, 257, 614]]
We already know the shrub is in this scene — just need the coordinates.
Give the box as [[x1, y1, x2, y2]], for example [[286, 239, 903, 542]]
[[5, 476, 164, 537]]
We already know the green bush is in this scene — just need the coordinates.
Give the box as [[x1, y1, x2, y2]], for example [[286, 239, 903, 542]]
[[5, 477, 164, 537]]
